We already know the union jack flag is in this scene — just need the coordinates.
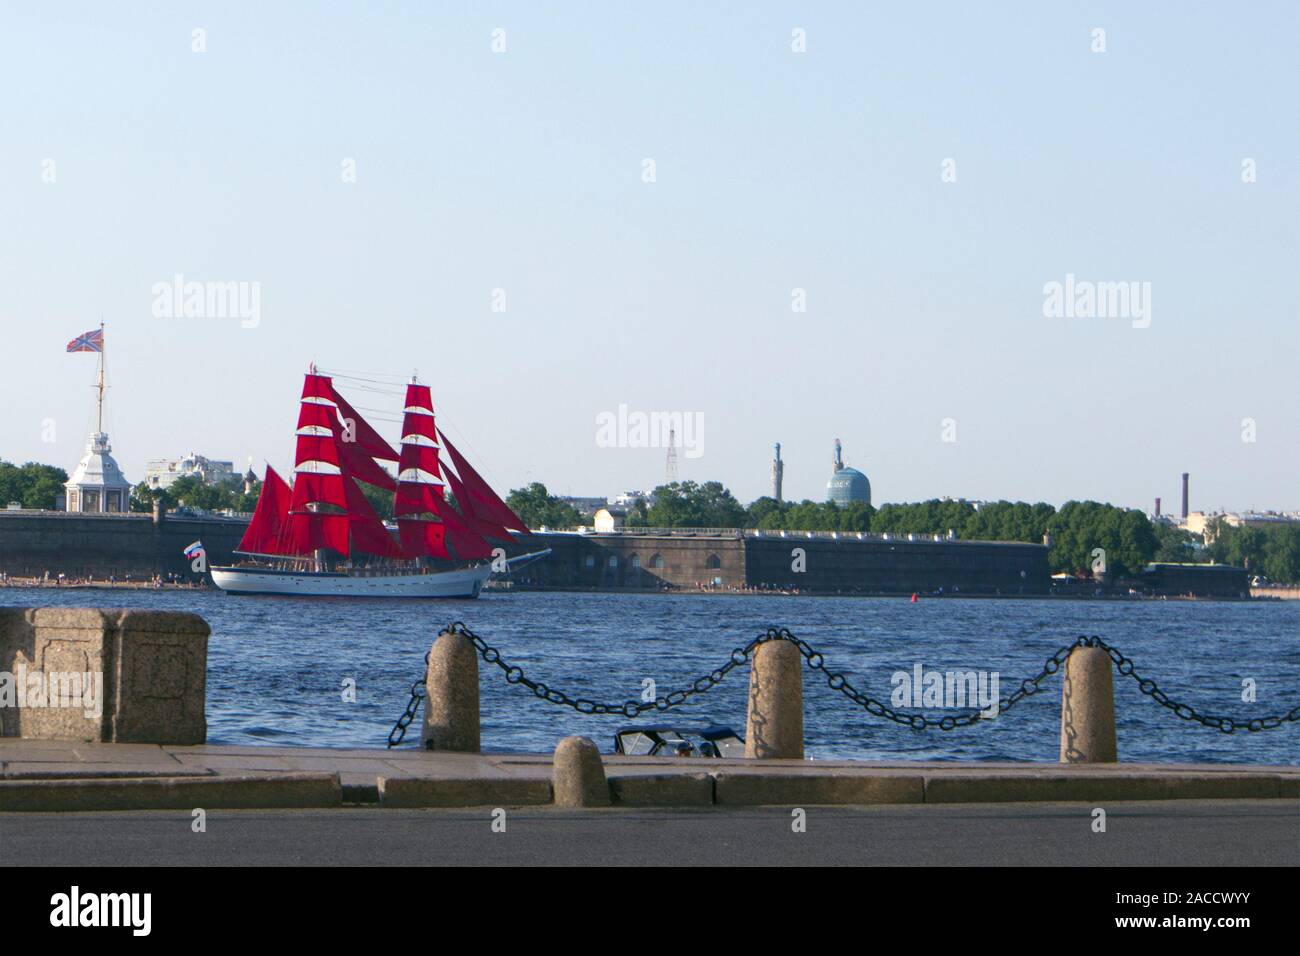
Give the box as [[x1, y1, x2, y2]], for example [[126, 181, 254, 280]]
[[66, 328, 104, 353]]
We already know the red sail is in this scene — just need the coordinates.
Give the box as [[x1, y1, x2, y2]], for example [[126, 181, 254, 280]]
[[442, 466, 515, 543], [300, 381, 399, 490], [403, 384, 434, 414], [395, 481, 444, 517], [398, 519, 450, 559], [297, 402, 336, 433], [398, 442, 441, 481], [236, 465, 292, 554], [302, 372, 336, 403], [439, 433, 529, 533], [291, 471, 348, 511], [401, 413, 438, 443], [331, 386, 400, 462], [393, 380, 492, 559], [341, 472, 405, 558], [445, 524, 495, 560], [295, 433, 342, 469], [285, 511, 350, 556], [337, 440, 397, 491]]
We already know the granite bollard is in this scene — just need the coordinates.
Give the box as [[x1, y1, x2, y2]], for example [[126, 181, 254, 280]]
[[744, 637, 804, 759], [552, 735, 610, 807], [1059, 645, 1117, 763], [422, 629, 480, 752]]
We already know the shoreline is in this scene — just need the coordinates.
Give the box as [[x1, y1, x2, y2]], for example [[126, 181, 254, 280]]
[[0, 579, 1273, 601]]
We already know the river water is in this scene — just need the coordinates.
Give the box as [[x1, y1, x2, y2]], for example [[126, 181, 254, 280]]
[[4, 588, 1297, 765]]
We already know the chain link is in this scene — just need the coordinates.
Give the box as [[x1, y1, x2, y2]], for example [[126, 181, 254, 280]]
[[385, 650, 429, 748], [387, 625, 1299, 746]]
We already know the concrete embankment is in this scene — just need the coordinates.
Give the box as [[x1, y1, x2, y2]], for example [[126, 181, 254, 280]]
[[1, 741, 1295, 811]]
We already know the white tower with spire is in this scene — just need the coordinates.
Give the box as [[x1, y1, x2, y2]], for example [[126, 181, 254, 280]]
[[64, 323, 131, 512]]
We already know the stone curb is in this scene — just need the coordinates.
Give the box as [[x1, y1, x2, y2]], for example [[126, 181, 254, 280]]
[[922, 773, 1294, 804], [377, 776, 552, 808], [609, 773, 714, 806], [713, 772, 926, 806], [0, 772, 341, 812], [1, 767, 1294, 812]]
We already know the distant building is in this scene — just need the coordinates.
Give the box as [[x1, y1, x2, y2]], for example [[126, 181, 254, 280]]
[[771, 443, 784, 502], [65, 432, 131, 513], [559, 496, 609, 516], [1140, 562, 1249, 598], [144, 453, 235, 490], [593, 508, 627, 532], [608, 490, 652, 509], [1185, 510, 1300, 542], [826, 438, 871, 506]]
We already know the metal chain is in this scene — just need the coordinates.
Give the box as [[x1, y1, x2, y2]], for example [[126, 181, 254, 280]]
[[387, 626, 1299, 746], [1080, 635, 1300, 734], [386, 650, 430, 748], [442, 622, 1074, 731], [453, 620, 750, 719]]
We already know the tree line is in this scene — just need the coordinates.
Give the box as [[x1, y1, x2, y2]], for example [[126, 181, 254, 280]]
[[0, 460, 68, 510], [505, 480, 1298, 581], [1203, 519, 1300, 584], [129, 475, 261, 514]]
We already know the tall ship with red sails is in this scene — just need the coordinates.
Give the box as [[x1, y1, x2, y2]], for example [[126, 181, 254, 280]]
[[210, 366, 547, 598]]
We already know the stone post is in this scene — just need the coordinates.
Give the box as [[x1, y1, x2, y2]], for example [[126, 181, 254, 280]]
[[422, 629, 480, 752], [744, 638, 804, 759], [552, 736, 610, 807], [0, 607, 208, 744], [1059, 645, 1117, 763]]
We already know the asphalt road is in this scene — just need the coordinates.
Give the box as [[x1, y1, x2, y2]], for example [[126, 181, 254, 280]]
[[2, 800, 1296, 866]]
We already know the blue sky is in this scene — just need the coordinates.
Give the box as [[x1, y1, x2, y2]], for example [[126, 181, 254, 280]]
[[1, 2, 1295, 512]]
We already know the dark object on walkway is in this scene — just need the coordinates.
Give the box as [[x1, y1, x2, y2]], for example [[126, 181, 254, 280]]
[[614, 724, 744, 758]]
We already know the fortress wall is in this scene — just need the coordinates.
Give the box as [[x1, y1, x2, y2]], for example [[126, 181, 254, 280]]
[[742, 536, 1050, 594], [0, 515, 1049, 594], [505, 533, 745, 590], [0, 512, 247, 579], [511, 532, 1050, 594]]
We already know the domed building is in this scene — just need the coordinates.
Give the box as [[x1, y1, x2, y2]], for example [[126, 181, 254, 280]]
[[826, 438, 871, 506]]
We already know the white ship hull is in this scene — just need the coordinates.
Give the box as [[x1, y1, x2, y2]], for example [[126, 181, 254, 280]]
[[210, 563, 493, 599]]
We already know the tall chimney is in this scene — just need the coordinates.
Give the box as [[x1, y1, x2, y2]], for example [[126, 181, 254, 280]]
[[1181, 473, 1189, 519], [1154, 497, 1161, 517], [771, 442, 784, 503]]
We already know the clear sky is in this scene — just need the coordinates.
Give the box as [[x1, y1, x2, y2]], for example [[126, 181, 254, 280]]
[[1, 2, 1295, 512]]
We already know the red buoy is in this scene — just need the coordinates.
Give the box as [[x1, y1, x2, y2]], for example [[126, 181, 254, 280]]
[[910, 593, 918, 603]]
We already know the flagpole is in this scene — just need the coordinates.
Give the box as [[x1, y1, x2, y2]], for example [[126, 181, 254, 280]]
[[96, 321, 105, 435]]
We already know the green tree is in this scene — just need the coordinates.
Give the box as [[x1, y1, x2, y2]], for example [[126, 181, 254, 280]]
[[0, 460, 69, 510], [129, 484, 172, 512], [1045, 501, 1156, 577], [1152, 522, 1199, 563], [646, 481, 746, 528], [1260, 526, 1300, 583], [622, 496, 650, 527], [1206, 522, 1300, 583], [505, 483, 584, 530]]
